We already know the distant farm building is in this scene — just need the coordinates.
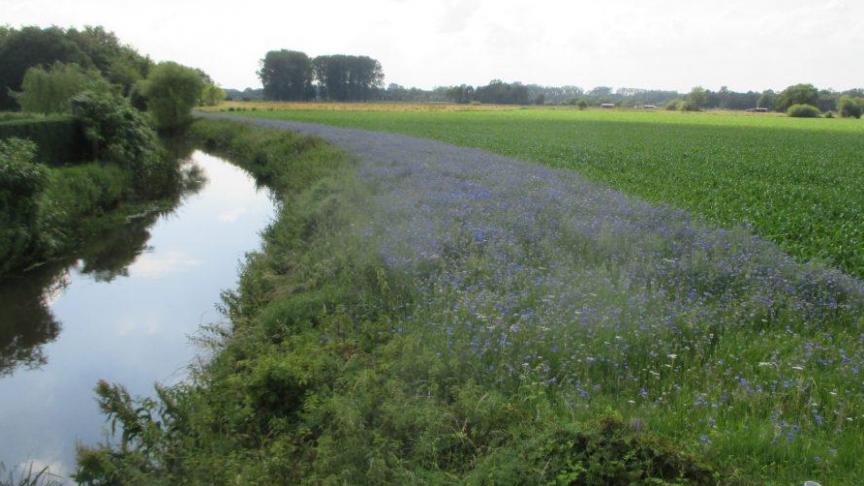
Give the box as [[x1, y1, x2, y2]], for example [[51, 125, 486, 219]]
[[601, 103, 615, 108], [643, 104, 657, 109]]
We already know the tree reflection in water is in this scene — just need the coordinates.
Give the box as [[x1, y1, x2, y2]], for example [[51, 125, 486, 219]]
[[0, 148, 205, 376]]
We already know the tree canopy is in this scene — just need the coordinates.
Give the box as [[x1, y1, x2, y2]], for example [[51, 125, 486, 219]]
[[258, 50, 314, 101], [139, 62, 206, 131], [776, 84, 819, 112], [0, 26, 151, 110], [313, 55, 383, 101]]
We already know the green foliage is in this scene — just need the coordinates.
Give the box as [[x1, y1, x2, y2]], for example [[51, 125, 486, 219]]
[[837, 95, 863, 119], [12, 62, 111, 114], [238, 106, 864, 279], [757, 90, 775, 110], [776, 84, 819, 112], [0, 116, 90, 164], [199, 82, 225, 107], [0, 138, 48, 274], [259, 50, 315, 101], [71, 89, 178, 196], [0, 26, 151, 110], [685, 86, 708, 109], [786, 103, 821, 118], [313, 54, 384, 101], [139, 62, 205, 131]]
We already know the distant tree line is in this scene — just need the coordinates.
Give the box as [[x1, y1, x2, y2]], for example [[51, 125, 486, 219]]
[[248, 49, 864, 116], [257, 50, 383, 101]]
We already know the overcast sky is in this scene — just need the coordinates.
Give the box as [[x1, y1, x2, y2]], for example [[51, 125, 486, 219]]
[[4, 0, 863, 92]]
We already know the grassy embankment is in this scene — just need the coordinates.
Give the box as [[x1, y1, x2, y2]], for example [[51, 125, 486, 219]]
[[75, 118, 725, 485], [74, 116, 864, 484], [220, 104, 864, 280]]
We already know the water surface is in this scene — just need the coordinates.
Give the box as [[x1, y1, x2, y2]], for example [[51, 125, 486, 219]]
[[0, 151, 275, 480]]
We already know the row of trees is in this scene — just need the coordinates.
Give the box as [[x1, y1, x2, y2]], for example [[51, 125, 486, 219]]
[[339, 77, 864, 115], [258, 50, 384, 101], [669, 84, 864, 117]]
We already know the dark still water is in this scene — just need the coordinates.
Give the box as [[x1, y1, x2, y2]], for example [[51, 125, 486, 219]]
[[0, 151, 275, 480]]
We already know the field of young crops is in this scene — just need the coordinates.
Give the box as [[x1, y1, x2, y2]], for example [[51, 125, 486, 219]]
[[220, 105, 864, 280]]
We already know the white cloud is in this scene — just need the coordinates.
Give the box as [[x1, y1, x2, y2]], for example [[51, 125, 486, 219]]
[[218, 208, 248, 223], [128, 251, 202, 279]]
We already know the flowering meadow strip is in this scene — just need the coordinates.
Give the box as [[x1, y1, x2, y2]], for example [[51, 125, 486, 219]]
[[217, 113, 864, 482]]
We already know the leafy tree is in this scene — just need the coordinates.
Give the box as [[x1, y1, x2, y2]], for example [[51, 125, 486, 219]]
[[313, 55, 383, 101], [757, 90, 776, 110], [258, 50, 314, 101], [139, 62, 205, 131], [776, 84, 819, 112], [12, 62, 110, 114], [686, 87, 708, 110], [65, 26, 151, 95], [195, 69, 225, 106], [473, 80, 530, 104], [200, 83, 225, 106], [838, 96, 863, 119], [0, 27, 91, 109]]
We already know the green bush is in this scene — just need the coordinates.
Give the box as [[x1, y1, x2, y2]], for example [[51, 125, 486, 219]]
[[678, 100, 701, 112], [0, 116, 91, 164], [0, 138, 48, 274], [838, 96, 862, 119], [139, 62, 205, 131], [71, 89, 178, 197], [12, 62, 111, 114], [37, 162, 130, 252], [787, 103, 821, 118]]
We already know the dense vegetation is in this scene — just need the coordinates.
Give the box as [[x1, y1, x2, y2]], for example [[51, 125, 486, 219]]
[[0, 90, 183, 277], [228, 106, 864, 280], [75, 119, 721, 484], [0, 25, 218, 277], [0, 26, 150, 110]]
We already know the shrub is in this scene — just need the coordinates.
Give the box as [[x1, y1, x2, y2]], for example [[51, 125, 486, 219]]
[[577, 100, 588, 110], [0, 138, 49, 273], [71, 89, 178, 197], [12, 62, 111, 114], [787, 103, 821, 118], [138, 62, 205, 131], [838, 96, 862, 119], [679, 100, 701, 112]]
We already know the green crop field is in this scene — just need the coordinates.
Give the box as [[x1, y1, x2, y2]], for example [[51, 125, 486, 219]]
[[226, 105, 864, 280]]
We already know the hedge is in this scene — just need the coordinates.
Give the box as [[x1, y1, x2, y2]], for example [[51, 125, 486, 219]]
[[0, 116, 92, 165]]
